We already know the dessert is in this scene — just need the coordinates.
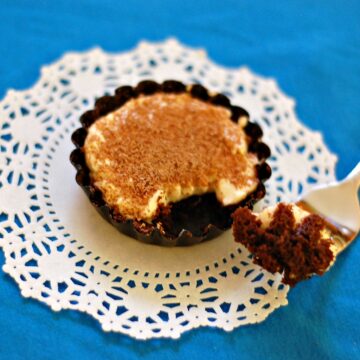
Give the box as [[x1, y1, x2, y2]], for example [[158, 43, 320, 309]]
[[232, 203, 335, 286], [70, 80, 271, 246]]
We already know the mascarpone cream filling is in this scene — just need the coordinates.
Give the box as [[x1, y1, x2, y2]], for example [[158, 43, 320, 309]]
[[84, 93, 259, 222]]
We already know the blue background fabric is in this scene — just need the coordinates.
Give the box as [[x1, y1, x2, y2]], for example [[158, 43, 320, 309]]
[[0, 1, 359, 359]]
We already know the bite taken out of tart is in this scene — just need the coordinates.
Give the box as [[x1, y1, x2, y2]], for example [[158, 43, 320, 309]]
[[70, 80, 271, 246]]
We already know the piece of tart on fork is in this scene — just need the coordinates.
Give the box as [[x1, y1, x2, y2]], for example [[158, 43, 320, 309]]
[[233, 163, 360, 286]]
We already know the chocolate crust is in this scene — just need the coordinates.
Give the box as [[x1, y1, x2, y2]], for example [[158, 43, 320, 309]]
[[70, 80, 271, 246]]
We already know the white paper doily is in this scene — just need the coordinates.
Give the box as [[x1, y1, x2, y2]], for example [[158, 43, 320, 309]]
[[0, 39, 337, 339]]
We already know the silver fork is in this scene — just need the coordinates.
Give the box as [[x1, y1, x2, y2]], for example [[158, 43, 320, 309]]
[[296, 162, 360, 257]]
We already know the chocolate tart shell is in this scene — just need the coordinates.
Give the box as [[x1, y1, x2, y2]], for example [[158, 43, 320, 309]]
[[70, 80, 272, 246]]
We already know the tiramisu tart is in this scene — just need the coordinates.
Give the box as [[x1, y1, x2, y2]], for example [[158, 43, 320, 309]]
[[232, 203, 335, 286], [70, 80, 271, 246]]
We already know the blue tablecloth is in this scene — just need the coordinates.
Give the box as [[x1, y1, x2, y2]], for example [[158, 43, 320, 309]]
[[0, 1, 359, 359]]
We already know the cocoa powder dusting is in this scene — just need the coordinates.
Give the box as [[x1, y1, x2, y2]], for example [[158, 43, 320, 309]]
[[84, 93, 258, 220], [232, 203, 334, 286]]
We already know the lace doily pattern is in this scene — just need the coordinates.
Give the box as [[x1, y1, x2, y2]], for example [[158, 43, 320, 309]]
[[0, 39, 337, 339]]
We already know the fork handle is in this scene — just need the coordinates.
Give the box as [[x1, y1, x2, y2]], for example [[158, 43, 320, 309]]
[[345, 161, 360, 188]]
